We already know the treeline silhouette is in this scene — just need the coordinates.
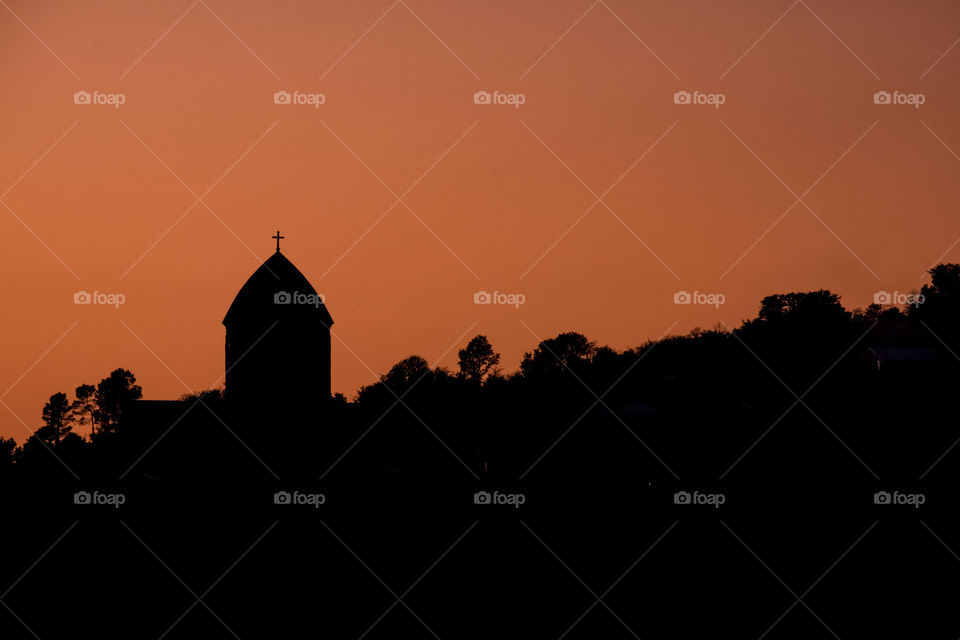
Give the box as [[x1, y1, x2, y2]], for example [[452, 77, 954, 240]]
[[3, 264, 960, 504], [3, 268, 960, 640]]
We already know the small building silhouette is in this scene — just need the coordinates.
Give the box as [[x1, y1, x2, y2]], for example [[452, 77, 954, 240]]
[[223, 235, 334, 419]]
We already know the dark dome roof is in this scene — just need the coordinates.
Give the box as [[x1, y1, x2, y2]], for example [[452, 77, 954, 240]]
[[223, 251, 333, 327]]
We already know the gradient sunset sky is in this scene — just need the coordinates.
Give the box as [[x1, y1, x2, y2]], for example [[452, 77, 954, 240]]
[[2, 0, 960, 441]]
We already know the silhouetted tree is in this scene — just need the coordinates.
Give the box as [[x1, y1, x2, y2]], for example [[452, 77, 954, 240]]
[[457, 335, 501, 383], [911, 264, 960, 346], [520, 332, 596, 377], [36, 392, 71, 446], [753, 290, 848, 327], [382, 356, 430, 392], [357, 355, 431, 405], [179, 388, 224, 403], [0, 436, 15, 468], [70, 384, 97, 436], [93, 369, 142, 437]]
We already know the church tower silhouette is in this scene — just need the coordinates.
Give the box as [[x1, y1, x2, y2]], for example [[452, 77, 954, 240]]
[[222, 233, 333, 418]]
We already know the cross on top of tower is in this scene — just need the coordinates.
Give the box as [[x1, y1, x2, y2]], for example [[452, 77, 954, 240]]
[[272, 231, 284, 252]]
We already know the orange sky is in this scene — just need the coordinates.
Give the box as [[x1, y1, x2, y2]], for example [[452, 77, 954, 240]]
[[3, 0, 960, 441]]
